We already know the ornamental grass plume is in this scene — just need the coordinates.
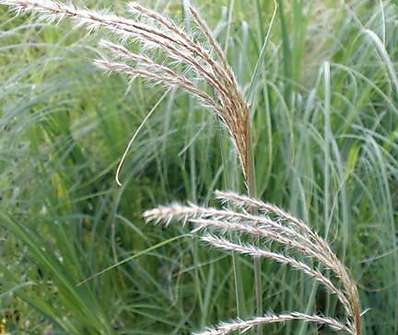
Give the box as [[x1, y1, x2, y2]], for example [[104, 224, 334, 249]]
[[0, 1, 361, 334], [144, 191, 361, 335], [0, 0, 251, 187]]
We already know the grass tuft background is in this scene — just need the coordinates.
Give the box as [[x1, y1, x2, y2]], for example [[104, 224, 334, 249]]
[[0, 0, 397, 334]]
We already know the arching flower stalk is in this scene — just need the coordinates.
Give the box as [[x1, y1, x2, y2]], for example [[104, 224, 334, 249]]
[[144, 191, 361, 335], [0, 0, 251, 187]]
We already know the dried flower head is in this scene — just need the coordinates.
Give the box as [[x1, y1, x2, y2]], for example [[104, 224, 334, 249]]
[[0, 0, 251, 186]]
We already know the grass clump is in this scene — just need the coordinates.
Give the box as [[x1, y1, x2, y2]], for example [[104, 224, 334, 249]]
[[0, 1, 397, 335]]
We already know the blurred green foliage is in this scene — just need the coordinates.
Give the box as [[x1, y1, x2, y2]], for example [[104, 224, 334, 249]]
[[0, 1, 397, 334]]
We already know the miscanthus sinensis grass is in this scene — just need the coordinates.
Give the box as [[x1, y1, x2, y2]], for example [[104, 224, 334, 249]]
[[0, 1, 362, 334]]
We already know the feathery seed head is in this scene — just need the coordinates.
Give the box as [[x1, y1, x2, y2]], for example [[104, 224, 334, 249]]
[[145, 191, 361, 335], [1, 0, 251, 185]]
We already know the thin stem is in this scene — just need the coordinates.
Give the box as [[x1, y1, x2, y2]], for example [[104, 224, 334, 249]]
[[115, 93, 165, 186], [246, 118, 263, 335]]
